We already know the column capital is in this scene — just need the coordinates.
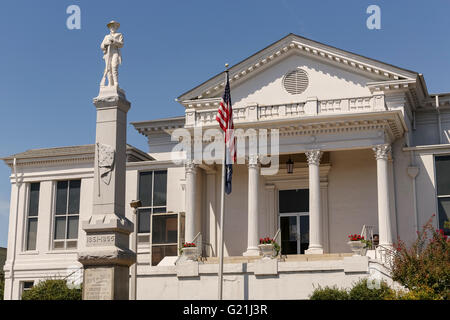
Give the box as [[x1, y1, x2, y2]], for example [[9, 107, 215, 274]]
[[373, 144, 391, 160], [305, 150, 323, 166], [247, 154, 260, 168], [185, 159, 199, 174]]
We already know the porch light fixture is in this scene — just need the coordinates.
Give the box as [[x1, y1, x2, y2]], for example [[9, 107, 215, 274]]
[[286, 157, 294, 174]]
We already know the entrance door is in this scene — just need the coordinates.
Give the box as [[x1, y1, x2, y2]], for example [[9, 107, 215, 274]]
[[279, 189, 309, 254]]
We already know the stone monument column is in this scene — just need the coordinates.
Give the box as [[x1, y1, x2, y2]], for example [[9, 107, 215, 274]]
[[78, 21, 135, 300]]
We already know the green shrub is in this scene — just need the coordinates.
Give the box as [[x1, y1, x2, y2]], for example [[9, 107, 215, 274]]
[[348, 278, 394, 300], [391, 215, 450, 300], [309, 285, 349, 300], [389, 286, 442, 300], [0, 273, 4, 300], [21, 279, 81, 300]]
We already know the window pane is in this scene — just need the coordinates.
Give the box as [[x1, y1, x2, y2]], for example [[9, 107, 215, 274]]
[[300, 215, 309, 254], [54, 217, 66, 240], [23, 281, 34, 290], [67, 216, 79, 239], [68, 180, 81, 214], [153, 171, 167, 207], [436, 156, 450, 196], [153, 207, 166, 214], [28, 183, 40, 217], [151, 245, 177, 266], [26, 218, 38, 251], [55, 181, 68, 215], [152, 214, 177, 244], [280, 216, 297, 255], [139, 172, 153, 207], [438, 197, 450, 236], [138, 209, 151, 233], [279, 189, 309, 213]]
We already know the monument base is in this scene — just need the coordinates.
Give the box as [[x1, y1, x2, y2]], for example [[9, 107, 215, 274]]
[[78, 213, 135, 300], [83, 265, 130, 300]]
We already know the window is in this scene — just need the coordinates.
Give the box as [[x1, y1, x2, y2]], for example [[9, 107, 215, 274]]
[[137, 171, 167, 242], [53, 180, 81, 249], [25, 183, 40, 251], [435, 156, 450, 235], [151, 213, 182, 266], [20, 281, 34, 298]]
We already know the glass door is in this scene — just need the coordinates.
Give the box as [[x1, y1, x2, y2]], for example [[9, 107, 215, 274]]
[[279, 189, 309, 254], [280, 215, 298, 254]]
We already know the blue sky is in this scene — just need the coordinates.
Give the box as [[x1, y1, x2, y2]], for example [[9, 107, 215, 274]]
[[0, 0, 449, 247]]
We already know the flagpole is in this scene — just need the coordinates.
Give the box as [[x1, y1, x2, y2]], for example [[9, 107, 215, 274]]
[[218, 64, 229, 300]]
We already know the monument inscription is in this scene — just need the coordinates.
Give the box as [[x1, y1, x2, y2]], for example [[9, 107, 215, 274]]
[[86, 234, 116, 247], [83, 267, 114, 300]]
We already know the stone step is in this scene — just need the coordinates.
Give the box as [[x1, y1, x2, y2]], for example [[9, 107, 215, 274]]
[[202, 253, 354, 264]]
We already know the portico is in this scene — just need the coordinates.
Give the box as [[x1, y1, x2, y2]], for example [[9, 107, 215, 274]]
[[180, 105, 403, 256]]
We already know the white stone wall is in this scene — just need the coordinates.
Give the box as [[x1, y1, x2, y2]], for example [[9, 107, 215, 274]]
[[231, 53, 374, 108], [3, 162, 93, 300], [327, 149, 378, 253], [136, 256, 373, 300]]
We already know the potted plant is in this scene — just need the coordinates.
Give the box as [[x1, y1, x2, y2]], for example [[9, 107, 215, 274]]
[[347, 234, 365, 256], [258, 237, 280, 258], [180, 242, 198, 261]]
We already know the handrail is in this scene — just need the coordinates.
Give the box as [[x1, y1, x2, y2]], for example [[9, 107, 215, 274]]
[[192, 232, 203, 259], [191, 232, 201, 244], [273, 228, 281, 257], [360, 225, 375, 249], [374, 244, 399, 270]]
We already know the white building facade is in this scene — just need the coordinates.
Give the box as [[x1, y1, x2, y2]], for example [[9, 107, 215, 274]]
[[2, 34, 450, 299]]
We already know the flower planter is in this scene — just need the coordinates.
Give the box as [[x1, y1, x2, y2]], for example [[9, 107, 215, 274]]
[[182, 247, 198, 261], [347, 240, 364, 256], [258, 243, 275, 258]]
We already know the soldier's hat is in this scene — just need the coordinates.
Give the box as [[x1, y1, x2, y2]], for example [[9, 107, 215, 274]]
[[107, 20, 120, 29]]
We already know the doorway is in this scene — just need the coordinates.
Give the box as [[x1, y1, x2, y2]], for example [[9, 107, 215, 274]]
[[279, 189, 309, 254]]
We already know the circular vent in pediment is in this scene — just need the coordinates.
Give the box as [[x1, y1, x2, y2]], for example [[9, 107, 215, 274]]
[[283, 69, 309, 95]]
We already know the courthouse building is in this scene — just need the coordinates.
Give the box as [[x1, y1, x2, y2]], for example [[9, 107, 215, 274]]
[[2, 34, 450, 299]]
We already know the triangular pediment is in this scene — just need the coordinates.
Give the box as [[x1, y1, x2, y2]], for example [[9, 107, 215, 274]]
[[177, 34, 419, 107]]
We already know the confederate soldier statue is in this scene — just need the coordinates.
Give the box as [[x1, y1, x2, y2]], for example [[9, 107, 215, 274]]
[[100, 21, 124, 87]]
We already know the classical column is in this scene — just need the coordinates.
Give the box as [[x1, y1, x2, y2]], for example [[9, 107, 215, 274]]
[[305, 150, 323, 255], [205, 170, 217, 256], [185, 159, 198, 242], [243, 155, 260, 256], [373, 144, 393, 247]]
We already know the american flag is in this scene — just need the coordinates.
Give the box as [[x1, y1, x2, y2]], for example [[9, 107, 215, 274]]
[[216, 71, 236, 194]]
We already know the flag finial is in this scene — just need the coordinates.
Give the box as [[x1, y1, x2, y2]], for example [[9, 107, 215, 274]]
[[225, 63, 229, 69]]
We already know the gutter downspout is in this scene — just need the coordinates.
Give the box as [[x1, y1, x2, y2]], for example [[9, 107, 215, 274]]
[[9, 158, 21, 300], [407, 152, 420, 234]]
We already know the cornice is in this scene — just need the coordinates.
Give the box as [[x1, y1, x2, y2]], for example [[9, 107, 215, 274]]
[[3, 156, 95, 168], [132, 117, 185, 137], [182, 110, 406, 142]]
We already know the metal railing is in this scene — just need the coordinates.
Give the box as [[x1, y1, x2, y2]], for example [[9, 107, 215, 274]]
[[374, 244, 398, 270], [175, 232, 202, 265], [192, 232, 203, 258], [273, 228, 282, 259], [360, 225, 375, 248]]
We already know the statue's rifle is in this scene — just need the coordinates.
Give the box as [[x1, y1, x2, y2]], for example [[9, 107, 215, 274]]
[[101, 38, 113, 86]]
